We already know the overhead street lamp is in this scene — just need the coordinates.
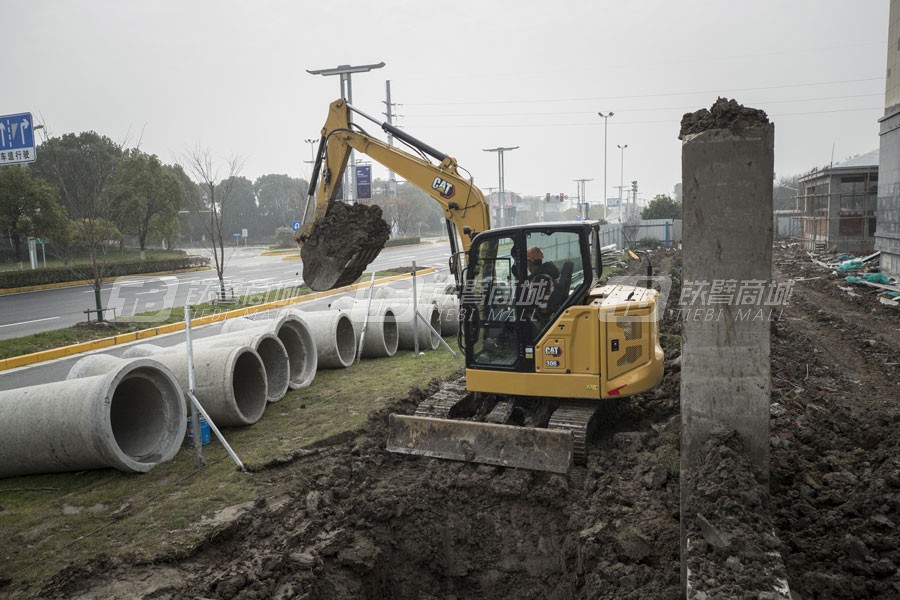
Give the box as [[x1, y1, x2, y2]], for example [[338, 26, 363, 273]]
[[307, 61, 386, 201], [304, 138, 317, 165], [618, 144, 628, 220], [483, 146, 519, 228], [598, 112, 613, 216], [573, 179, 593, 221]]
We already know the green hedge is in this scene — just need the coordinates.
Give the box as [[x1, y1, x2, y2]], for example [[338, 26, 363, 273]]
[[0, 256, 210, 289], [385, 236, 421, 248]]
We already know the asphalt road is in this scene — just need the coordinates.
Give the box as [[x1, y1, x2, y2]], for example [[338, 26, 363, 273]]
[[0, 240, 454, 391], [0, 240, 452, 340]]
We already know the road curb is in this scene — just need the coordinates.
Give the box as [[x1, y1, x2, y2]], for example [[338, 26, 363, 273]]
[[0, 266, 213, 296], [0, 268, 436, 372]]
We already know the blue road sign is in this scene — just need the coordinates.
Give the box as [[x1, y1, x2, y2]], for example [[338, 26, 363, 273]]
[[291, 220, 301, 231], [0, 112, 37, 165]]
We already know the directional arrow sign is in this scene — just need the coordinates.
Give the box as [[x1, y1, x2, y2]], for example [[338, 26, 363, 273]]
[[0, 112, 37, 165]]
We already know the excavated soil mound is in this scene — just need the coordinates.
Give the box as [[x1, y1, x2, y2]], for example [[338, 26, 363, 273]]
[[679, 97, 770, 140], [683, 428, 787, 597]]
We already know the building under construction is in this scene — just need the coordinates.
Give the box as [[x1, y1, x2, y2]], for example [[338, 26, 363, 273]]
[[791, 150, 879, 254]]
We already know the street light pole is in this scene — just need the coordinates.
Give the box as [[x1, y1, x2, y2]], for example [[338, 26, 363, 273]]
[[618, 144, 628, 220], [573, 179, 593, 220], [304, 138, 317, 165], [483, 146, 519, 227], [598, 112, 613, 218], [307, 62, 386, 202]]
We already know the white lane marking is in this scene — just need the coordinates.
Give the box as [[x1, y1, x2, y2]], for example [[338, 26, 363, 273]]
[[0, 316, 61, 329]]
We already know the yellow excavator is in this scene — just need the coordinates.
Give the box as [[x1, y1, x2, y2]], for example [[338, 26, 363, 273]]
[[297, 99, 664, 473]]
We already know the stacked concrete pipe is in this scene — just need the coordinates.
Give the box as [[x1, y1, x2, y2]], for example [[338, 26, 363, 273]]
[[390, 300, 441, 351], [0, 358, 186, 478], [328, 296, 399, 358], [162, 330, 289, 403], [293, 309, 357, 368], [220, 312, 317, 389], [72, 346, 268, 427], [386, 292, 459, 337]]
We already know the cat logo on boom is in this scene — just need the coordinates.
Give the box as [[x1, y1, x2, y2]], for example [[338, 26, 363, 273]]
[[432, 177, 456, 199]]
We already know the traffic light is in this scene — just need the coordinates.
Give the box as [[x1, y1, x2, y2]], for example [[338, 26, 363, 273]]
[[545, 193, 551, 202], [631, 180, 638, 195], [560, 193, 567, 201]]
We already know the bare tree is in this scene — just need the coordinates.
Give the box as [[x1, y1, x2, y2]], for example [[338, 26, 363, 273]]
[[183, 145, 244, 301]]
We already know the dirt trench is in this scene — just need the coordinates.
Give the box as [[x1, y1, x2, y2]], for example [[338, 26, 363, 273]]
[[36, 246, 900, 599]]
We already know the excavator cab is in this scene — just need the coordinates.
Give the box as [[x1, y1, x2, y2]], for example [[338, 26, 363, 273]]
[[463, 224, 594, 372]]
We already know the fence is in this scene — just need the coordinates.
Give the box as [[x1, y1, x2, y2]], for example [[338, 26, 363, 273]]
[[599, 220, 682, 249]]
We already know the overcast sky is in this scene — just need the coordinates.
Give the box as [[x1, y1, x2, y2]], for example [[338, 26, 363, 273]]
[[5, 0, 890, 205]]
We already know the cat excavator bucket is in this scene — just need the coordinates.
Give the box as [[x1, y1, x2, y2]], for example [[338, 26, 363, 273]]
[[296, 202, 391, 291]]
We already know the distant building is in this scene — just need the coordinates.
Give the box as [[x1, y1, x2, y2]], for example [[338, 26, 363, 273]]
[[793, 150, 879, 254], [877, 0, 900, 276]]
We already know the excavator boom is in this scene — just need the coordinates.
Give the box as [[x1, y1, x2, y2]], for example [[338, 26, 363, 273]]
[[296, 99, 491, 291]]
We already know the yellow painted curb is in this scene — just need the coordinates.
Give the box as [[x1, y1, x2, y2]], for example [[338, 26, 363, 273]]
[[0, 268, 436, 372], [0, 266, 213, 296], [281, 255, 301, 261], [260, 250, 298, 257]]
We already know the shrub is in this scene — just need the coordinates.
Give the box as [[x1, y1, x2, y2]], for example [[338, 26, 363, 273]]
[[0, 256, 210, 289], [384, 236, 420, 248]]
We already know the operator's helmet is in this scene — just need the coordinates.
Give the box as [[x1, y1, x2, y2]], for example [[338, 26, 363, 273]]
[[527, 247, 544, 261]]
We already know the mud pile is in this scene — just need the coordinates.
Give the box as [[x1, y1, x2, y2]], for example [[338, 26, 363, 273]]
[[298, 202, 391, 291], [683, 428, 787, 596], [679, 98, 770, 140], [767, 247, 900, 598]]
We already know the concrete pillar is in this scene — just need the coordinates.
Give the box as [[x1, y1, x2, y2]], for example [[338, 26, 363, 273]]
[[680, 118, 774, 588], [681, 122, 773, 476], [680, 125, 775, 480]]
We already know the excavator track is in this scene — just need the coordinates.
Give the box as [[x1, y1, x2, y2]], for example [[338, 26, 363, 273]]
[[548, 402, 602, 466], [413, 376, 469, 419]]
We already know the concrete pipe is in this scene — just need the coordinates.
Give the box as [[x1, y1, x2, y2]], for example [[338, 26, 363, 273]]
[[293, 309, 357, 369], [328, 296, 354, 311], [386, 293, 459, 337], [220, 313, 317, 389], [0, 358, 186, 478], [170, 331, 289, 403], [70, 346, 268, 427], [393, 302, 441, 351], [121, 344, 167, 358], [374, 282, 455, 300], [342, 303, 399, 358]]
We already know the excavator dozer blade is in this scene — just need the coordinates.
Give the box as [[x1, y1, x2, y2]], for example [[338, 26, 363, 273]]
[[386, 414, 574, 474]]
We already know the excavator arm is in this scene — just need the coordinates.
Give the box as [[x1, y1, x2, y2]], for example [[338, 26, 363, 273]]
[[296, 99, 491, 291]]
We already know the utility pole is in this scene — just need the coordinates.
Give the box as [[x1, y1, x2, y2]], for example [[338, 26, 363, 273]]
[[484, 187, 497, 225], [573, 178, 593, 221], [382, 80, 403, 197], [618, 144, 628, 220], [483, 146, 519, 228], [307, 61, 386, 202], [598, 112, 613, 218]]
